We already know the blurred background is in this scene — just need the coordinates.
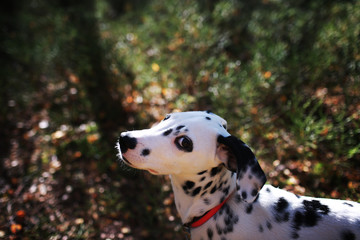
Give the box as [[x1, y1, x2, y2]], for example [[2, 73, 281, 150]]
[[0, 0, 359, 239]]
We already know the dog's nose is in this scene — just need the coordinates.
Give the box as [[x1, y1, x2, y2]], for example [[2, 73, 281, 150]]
[[119, 133, 138, 154]]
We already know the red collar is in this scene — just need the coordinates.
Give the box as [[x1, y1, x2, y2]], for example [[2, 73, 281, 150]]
[[184, 190, 235, 229]]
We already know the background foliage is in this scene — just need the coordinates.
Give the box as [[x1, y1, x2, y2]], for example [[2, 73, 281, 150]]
[[1, 0, 359, 239]]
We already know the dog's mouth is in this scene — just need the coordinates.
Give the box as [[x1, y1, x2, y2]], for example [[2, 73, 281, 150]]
[[121, 156, 133, 166], [148, 169, 159, 174], [116, 138, 159, 174], [120, 155, 158, 174], [116, 141, 133, 166]]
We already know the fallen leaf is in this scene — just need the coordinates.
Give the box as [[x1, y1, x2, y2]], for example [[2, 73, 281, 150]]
[[121, 227, 131, 234], [73, 151, 82, 158], [52, 130, 65, 139], [16, 210, 26, 218], [320, 127, 329, 136], [87, 134, 99, 143], [151, 63, 160, 72], [75, 218, 84, 225], [10, 224, 22, 234], [263, 71, 272, 79], [68, 73, 79, 83]]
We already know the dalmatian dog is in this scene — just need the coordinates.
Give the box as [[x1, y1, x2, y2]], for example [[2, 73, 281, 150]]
[[116, 111, 360, 240]]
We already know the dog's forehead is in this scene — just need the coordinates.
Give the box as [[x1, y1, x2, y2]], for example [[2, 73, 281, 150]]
[[161, 111, 226, 127], [147, 111, 229, 138]]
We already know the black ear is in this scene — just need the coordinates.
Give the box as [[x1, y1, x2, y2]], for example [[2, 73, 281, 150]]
[[216, 135, 266, 203]]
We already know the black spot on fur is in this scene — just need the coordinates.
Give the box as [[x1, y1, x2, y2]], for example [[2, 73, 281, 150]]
[[341, 230, 356, 240], [207, 228, 213, 240], [226, 224, 233, 233], [219, 203, 228, 216], [225, 204, 231, 215], [273, 197, 290, 223], [233, 215, 239, 224], [259, 224, 264, 232], [276, 212, 289, 223], [220, 195, 225, 204], [182, 181, 195, 194], [343, 202, 354, 207], [182, 187, 189, 194], [293, 211, 303, 230], [210, 166, 220, 177], [216, 224, 222, 235], [176, 125, 185, 130], [206, 116, 211, 120], [305, 200, 330, 215], [266, 187, 271, 193], [291, 232, 300, 239], [246, 204, 253, 214], [141, 148, 150, 156], [275, 197, 289, 212], [203, 198, 211, 205], [198, 170, 207, 175], [235, 194, 241, 203], [251, 188, 258, 197], [184, 181, 195, 189], [204, 181, 213, 190], [210, 185, 217, 194], [241, 191, 247, 200], [192, 187, 202, 196], [222, 186, 230, 195], [200, 176, 206, 182], [301, 200, 329, 226], [218, 207, 224, 216], [224, 215, 232, 226], [266, 221, 272, 230], [163, 115, 171, 121], [292, 200, 330, 236], [163, 129, 173, 136], [214, 204, 240, 236]]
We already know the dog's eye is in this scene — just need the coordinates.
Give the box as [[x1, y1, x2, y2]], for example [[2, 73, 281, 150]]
[[175, 136, 193, 152]]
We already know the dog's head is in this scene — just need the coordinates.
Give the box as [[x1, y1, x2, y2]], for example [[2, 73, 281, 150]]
[[117, 111, 266, 202]]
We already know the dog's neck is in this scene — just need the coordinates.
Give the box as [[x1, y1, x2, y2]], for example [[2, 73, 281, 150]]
[[170, 165, 237, 223]]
